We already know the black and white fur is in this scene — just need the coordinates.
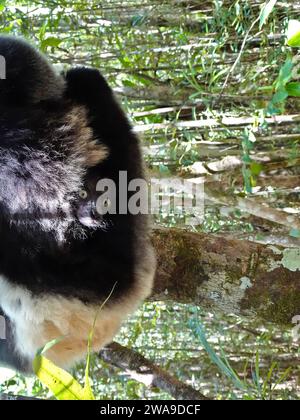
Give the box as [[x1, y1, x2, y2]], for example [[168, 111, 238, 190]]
[[0, 36, 155, 373]]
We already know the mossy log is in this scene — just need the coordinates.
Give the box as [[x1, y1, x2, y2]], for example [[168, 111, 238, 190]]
[[151, 229, 300, 325]]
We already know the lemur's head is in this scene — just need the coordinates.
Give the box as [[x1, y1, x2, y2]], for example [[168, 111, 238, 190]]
[[0, 36, 111, 246]]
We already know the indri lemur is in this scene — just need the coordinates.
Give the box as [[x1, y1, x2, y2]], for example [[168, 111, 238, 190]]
[[0, 36, 155, 373]]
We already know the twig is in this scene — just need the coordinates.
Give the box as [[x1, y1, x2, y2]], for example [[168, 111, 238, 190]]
[[218, 16, 260, 100], [132, 114, 300, 132], [183, 156, 300, 177], [204, 186, 300, 231], [0, 393, 41, 400]]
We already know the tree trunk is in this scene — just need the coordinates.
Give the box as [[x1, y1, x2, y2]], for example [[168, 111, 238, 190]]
[[151, 229, 300, 325]]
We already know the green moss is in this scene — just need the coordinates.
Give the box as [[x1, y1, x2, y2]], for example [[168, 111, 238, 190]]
[[241, 268, 300, 325], [257, 292, 300, 325]]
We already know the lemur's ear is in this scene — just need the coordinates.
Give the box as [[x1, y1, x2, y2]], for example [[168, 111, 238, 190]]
[[64, 67, 112, 106], [64, 67, 132, 140]]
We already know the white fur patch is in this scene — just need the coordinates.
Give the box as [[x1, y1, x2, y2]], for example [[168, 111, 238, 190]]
[[0, 247, 155, 369], [0, 314, 5, 339]]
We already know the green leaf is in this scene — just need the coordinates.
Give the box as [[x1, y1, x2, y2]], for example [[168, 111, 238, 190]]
[[40, 37, 62, 51], [1, 22, 13, 33], [122, 80, 136, 88], [189, 318, 248, 392], [242, 167, 253, 194], [114, 33, 131, 68], [131, 15, 146, 27], [242, 155, 252, 164], [286, 82, 300, 97], [262, 362, 277, 397], [287, 20, 300, 47], [38, 24, 47, 41], [33, 355, 87, 400], [272, 87, 288, 104], [82, 345, 95, 401], [250, 162, 263, 176], [159, 164, 170, 174], [36, 336, 65, 357], [271, 367, 292, 392], [275, 59, 293, 90], [259, 0, 277, 29], [266, 101, 281, 115]]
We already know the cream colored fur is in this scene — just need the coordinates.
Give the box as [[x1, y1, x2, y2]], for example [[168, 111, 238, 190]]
[[0, 246, 155, 369]]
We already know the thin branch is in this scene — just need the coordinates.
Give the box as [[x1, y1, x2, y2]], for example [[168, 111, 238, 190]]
[[218, 16, 260, 99], [0, 393, 40, 400], [132, 114, 300, 132], [223, 232, 300, 249], [183, 156, 300, 176], [183, 156, 243, 176], [99, 342, 209, 400], [204, 186, 300, 231]]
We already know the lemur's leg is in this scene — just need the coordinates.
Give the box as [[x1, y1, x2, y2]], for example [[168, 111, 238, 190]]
[[0, 309, 31, 373]]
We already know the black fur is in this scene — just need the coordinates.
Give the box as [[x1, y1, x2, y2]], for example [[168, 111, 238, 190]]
[[0, 36, 154, 371], [0, 36, 64, 105]]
